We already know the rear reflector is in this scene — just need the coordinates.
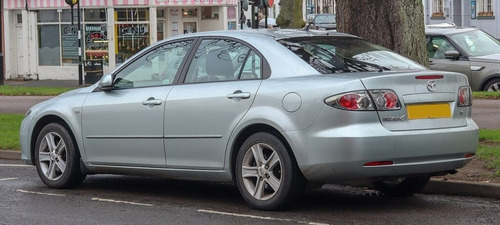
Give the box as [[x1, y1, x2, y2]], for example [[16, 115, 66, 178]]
[[363, 161, 394, 167], [415, 75, 444, 79], [465, 153, 475, 158]]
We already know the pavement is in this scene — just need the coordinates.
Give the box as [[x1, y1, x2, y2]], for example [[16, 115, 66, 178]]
[[1, 79, 500, 200]]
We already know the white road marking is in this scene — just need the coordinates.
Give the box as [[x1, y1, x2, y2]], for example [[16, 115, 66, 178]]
[[91, 197, 154, 207], [16, 189, 66, 197], [0, 178, 18, 181], [198, 209, 329, 225], [0, 164, 34, 167]]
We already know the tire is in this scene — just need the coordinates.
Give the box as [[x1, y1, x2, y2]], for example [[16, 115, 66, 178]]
[[34, 123, 86, 189], [235, 132, 305, 210], [484, 78, 500, 92], [372, 175, 430, 197]]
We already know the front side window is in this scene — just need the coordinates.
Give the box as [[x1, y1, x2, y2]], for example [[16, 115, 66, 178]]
[[427, 36, 458, 59], [279, 37, 426, 74], [113, 40, 193, 89], [184, 39, 260, 83]]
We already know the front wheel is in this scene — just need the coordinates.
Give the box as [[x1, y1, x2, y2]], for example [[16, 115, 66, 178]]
[[235, 132, 304, 210], [484, 78, 500, 92], [372, 175, 430, 197], [34, 123, 86, 189]]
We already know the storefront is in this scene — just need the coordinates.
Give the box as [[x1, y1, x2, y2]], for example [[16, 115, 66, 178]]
[[2, 0, 238, 80]]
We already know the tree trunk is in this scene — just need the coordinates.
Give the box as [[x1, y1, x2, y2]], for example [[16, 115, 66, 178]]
[[336, 0, 428, 67], [277, 0, 305, 28]]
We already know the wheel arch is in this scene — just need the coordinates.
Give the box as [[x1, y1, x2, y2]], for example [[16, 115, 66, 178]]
[[30, 115, 79, 164], [480, 74, 500, 91], [229, 123, 301, 181]]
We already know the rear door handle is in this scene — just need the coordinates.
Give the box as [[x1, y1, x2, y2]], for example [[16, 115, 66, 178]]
[[227, 91, 251, 100], [142, 97, 162, 106]]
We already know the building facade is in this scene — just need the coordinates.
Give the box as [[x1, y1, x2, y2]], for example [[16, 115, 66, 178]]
[[2, 0, 238, 80], [424, 0, 499, 38]]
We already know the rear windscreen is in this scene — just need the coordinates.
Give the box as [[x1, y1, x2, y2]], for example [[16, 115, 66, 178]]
[[278, 37, 426, 74]]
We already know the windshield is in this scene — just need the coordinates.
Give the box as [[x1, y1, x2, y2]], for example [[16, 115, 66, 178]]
[[450, 30, 500, 56], [315, 14, 336, 24], [279, 37, 426, 74]]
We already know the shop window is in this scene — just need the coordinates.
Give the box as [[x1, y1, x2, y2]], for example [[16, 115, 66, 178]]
[[38, 10, 59, 23], [477, 0, 494, 17], [61, 9, 82, 23], [85, 24, 108, 63], [115, 24, 150, 63], [183, 22, 197, 34], [38, 25, 61, 66], [202, 7, 219, 19], [182, 8, 198, 18], [116, 8, 149, 22], [431, 0, 444, 17], [85, 9, 107, 22], [157, 9, 165, 18], [61, 25, 79, 65]]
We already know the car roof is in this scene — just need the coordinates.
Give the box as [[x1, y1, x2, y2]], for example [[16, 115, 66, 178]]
[[425, 27, 478, 36], [164, 29, 356, 42]]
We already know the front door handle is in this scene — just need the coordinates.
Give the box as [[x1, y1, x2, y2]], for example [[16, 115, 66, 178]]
[[142, 97, 162, 106], [227, 91, 251, 100]]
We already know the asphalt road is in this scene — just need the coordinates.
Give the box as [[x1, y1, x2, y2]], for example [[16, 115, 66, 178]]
[[1, 159, 500, 225], [1, 96, 498, 129]]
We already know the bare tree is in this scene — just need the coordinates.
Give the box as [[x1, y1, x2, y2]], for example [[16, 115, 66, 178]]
[[336, 0, 428, 67]]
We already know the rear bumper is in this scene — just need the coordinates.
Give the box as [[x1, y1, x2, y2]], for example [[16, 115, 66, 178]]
[[285, 118, 479, 183]]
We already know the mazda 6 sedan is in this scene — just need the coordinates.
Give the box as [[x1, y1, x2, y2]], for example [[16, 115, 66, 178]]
[[20, 29, 478, 210]]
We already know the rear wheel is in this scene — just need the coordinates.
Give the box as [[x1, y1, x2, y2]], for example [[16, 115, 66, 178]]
[[34, 123, 86, 189], [484, 78, 500, 92], [235, 132, 304, 210], [372, 175, 430, 197]]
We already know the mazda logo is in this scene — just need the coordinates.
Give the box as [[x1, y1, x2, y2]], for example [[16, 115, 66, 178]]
[[427, 80, 437, 92]]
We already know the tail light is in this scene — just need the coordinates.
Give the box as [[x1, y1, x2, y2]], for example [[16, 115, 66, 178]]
[[325, 90, 401, 111], [457, 86, 472, 107]]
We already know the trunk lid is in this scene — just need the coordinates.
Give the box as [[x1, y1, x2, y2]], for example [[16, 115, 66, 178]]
[[359, 71, 470, 131]]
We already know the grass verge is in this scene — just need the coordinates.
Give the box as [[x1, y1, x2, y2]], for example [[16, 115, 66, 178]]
[[0, 86, 74, 96], [473, 91, 500, 100], [0, 114, 24, 150], [477, 129, 500, 176]]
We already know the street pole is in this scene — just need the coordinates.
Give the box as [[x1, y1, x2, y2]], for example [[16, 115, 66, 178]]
[[77, 1, 83, 86]]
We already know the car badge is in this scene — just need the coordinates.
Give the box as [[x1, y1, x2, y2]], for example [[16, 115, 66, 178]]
[[427, 80, 437, 92]]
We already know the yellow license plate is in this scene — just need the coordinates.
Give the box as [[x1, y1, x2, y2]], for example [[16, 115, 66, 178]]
[[407, 103, 451, 120]]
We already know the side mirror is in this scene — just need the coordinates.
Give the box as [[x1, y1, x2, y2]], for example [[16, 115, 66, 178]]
[[444, 50, 460, 60], [98, 74, 113, 91]]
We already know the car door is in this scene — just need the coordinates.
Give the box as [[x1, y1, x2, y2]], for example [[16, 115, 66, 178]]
[[81, 40, 194, 167], [427, 35, 471, 77], [164, 38, 263, 169]]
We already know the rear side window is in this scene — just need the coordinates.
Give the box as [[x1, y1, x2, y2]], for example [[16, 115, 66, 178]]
[[278, 37, 426, 74]]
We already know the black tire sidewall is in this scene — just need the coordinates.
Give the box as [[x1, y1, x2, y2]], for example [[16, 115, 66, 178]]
[[34, 123, 84, 189], [235, 132, 302, 210], [484, 78, 500, 91]]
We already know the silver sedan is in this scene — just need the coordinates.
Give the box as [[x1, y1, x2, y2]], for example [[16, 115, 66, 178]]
[[20, 29, 478, 210]]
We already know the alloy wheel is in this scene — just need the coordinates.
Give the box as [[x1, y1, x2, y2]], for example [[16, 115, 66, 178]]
[[241, 143, 282, 201], [38, 132, 67, 181]]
